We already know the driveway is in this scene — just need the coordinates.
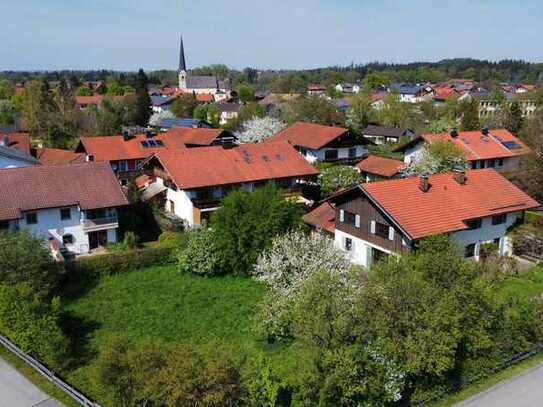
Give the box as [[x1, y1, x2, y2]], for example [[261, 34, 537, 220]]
[[0, 358, 62, 407], [455, 362, 543, 407]]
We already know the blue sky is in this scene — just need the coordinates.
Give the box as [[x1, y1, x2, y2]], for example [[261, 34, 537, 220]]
[[1, 0, 542, 71]]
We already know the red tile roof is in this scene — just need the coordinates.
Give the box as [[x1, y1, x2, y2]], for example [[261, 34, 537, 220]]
[[3, 133, 31, 154], [361, 169, 539, 240], [396, 129, 532, 161], [303, 201, 336, 233], [78, 132, 190, 162], [75, 95, 125, 106], [35, 148, 85, 166], [195, 93, 214, 102], [433, 87, 459, 100], [265, 122, 348, 150], [135, 174, 155, 189], [0, 162, 128, 221], [165, 127, 226, 146], [355, 155, 404, 177], [151, 141, 319, 190]]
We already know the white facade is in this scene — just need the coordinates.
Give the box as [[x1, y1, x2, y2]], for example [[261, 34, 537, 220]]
[[300, 145, 368, 164], [334, 229, 393, 268], [6, 206, 119, 256]]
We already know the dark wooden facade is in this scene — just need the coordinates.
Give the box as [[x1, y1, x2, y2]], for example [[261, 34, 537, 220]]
[[334, 189, 411, 254]]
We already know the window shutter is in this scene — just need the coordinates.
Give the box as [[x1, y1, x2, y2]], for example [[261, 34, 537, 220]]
[[388, 227, 395, 241], [370, 220, 376, 234], [355, 214, 360, 228], [339, 210, 345, 222]]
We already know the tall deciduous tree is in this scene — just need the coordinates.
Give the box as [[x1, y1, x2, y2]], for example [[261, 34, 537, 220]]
[[20, 79, 53, 139], [283, 96, 345, 126], [460, 98, 481, 131], [347, 91, 376, 133], [171, 93, 198, 118]]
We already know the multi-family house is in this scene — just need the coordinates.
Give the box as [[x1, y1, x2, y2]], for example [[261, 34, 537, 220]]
[[394, 128, 532, 172], [0, 162, 128, 258], [305, 169, 539, 268], [139, 141, 319, 227], [264, 122, 370, 164], [75, 128, 235, 184]]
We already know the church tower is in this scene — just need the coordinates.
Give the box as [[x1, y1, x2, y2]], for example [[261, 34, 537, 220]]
[[178, 35, 187, 90]]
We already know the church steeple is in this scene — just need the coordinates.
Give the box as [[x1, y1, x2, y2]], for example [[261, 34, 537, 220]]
[[178, 35, 187, 73]]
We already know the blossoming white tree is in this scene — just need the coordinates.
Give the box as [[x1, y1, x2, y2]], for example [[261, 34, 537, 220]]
[[237, 116, 286, 143], [149, 110, 175, 126]]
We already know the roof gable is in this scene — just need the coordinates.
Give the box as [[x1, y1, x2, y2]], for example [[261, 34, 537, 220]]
[[265, 122, 349, 149]]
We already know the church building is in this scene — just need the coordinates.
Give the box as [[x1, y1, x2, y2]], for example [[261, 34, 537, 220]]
[[177, 36, 230, 102]]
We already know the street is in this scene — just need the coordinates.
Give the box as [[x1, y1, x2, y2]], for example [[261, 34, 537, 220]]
[[456, 363, 543, 407], [0, 358, 62, 407]]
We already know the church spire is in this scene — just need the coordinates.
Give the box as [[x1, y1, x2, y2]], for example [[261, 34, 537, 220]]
[[178, 35, 187, 72]]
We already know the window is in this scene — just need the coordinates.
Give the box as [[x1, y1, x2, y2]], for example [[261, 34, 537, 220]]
[[0, 221, 9, 230], [493, 237, 501, 247], [62, 234, 74, 245], [60, 208, 71, 220], [466, 219, 482, 230], [324, 149, 338, 161], [471, 161, 477, 169], [118, 160, 128, 172], [25, 212, 37, 225], [479, 160, 486, 169], [465, 243, 476, 258], [492, 214, 507, 225], [354, 214, 361, 228], [487, 159, 496, 168], [375, 222, 390, 239], [344, 237, 353, 252], [497, 158, 504, 167], [348, 148, 357, 158]]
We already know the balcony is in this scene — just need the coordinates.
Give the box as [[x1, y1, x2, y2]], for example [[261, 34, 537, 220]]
[[81, 216, 119, 231]]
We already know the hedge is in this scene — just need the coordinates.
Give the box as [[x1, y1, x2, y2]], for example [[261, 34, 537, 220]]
[[65, 246, 176, 277]]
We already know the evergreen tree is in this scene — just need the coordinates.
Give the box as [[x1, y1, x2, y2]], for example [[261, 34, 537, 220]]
[[460, 98, 480, 131], [506, 101, 523, 134], [131, 69, 152, 126]]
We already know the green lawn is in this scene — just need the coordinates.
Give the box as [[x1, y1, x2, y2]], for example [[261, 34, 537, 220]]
[[499, 265, 543, 300], [62, 265, 268, 398]]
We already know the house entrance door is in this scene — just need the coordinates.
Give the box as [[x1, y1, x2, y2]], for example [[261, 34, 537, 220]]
[[88, 230, 108, 250]]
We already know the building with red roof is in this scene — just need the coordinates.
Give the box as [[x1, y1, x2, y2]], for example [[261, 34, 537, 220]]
[[395, 128, 532, 172], [75, 128, 233, 184], [322, 168, 539, 268], [34, 148, 86, 166], [265, 122, 370, 164], [0, 133, 40, 168], [0, 162, 128, 257], [355, 154, 404, 181], [303, 201, 336, 234], [140, 141, 319, 226], [75, 95, 125, 109]]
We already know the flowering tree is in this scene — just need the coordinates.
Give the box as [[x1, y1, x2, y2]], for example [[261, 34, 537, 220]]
[[237, 116, 286, 143], [318, 165, 364, 196], [402, 139, 467, 176], [254, 231, 352, 338], [149, 110, 174, 126]]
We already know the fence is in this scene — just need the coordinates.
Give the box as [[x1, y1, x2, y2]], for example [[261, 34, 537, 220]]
[[414, 341, 543, 406], [0, 334, 101, 407]]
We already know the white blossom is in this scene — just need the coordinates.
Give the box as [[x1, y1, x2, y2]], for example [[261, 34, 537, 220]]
[[237, 116, 286, 143], [149, 110, 175, 126]]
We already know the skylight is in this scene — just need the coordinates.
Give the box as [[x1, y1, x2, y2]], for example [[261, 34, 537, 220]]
[[140, 140, 165, 148]]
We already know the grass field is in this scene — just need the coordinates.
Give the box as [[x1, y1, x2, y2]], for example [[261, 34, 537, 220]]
[[499, 264, 543, 300], [62, 265, 268, 398]]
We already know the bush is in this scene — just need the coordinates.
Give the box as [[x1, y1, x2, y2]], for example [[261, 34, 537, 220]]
[[0, 283, 69, 370], [68, 246, 175, 277], [178, 228, 220, 276], [0, 230, 61, 295], [122, 231, 140, 250], [317, 164, 364, 196]]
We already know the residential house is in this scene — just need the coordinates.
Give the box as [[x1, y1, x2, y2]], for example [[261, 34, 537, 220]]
[[140, 141, 319, 227], [217, 102, 241, 125], [154, 118, 212, 131], [431, 86, 461, 105], [361, 125, 415, 145], [0, 162, 128, 257], [151, 95, 177, 113], [0, 133, 40, 168], [33, 148, 85, 166], [394, 128, 532, 172], [370, 91, 387, 110], [264, 122, 370, 164], [459, 91, 538, 118], [355, 154, 404, 181], [389, 83, 427, 103], [75, 95, 125, 110], [303, 201, 336, 235], [75, 128, 233, 184], [335, 83, 360, 94], [307, 84, 326, 96], [309, 169, 539, 268]]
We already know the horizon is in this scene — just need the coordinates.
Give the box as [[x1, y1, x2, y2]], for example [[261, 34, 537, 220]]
[[1, 1, 543, 71]]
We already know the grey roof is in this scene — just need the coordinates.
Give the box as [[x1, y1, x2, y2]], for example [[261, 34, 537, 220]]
[[179, 35, 186, 72], [185, 75, 227, 90], [150, 95, 175, 107], [390, 83, 423, 95], [0, 145, 40, 165], [217, 103, 241, 113], [362, 125, 410, 139], [157, 118, 212, 129]]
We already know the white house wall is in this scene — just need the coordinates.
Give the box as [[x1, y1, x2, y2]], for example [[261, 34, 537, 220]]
[[303, 145, 368, 163], [334, 229, 393, 268], [165, 186, 195, 226]]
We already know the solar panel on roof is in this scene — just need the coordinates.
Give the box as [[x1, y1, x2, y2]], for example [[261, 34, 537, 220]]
[[502, 141, 521, 150], [141, 141, 149, 147], [148, 140, 156, 147], [155, 140, 164, 146]]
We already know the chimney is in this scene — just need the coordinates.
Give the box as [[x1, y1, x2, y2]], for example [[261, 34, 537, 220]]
[[450, 128, 458, 138], [122, 131, 132, 142], [453, 166, 466, 185], [86, 154, 94, 162], [481, 127, 489, 136], [419, 174, 430, 192]]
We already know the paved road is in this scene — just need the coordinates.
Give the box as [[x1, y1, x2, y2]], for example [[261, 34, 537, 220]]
[[0, 358, 62, 407], [456, 363, 543, 407]]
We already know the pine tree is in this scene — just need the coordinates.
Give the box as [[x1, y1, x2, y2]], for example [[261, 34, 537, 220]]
[[131, 68, 152, 126], [460, 98, 480, 131]]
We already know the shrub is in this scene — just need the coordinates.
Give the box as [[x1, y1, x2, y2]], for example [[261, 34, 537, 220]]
[[178, 228, 220, 276], [212, 184, 301, 275], [122, 231, 140, 250], [317, 165, 364, 196], [0, 230, 61, 295], [0, 283, 69, 370]]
